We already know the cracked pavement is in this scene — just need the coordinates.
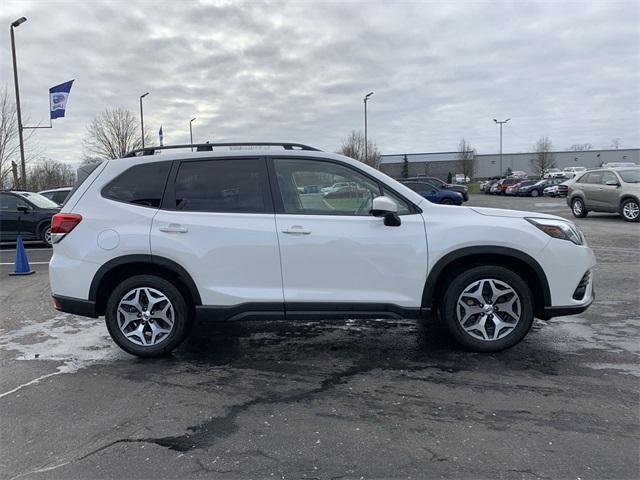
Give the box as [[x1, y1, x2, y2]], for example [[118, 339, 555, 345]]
[[0, 195, 638, 479]]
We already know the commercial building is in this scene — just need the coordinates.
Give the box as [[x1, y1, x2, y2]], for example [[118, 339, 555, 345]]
[[379, 148, 640, 180]]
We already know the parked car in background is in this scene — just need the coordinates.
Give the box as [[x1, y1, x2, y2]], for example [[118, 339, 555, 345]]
[[39, 187, 72, 206], [402, 181, 465, 205], [602, 162, 637, 168], [562, 167, 586, 179], [544, 181, 571, 198], [508, 171, 528, 179], [482, 178, 500, 194], [321, 182, 353, 194], [490, 177, 520, 195], [568, 167, 640, 222], [406, 176, 469, 201], [506, 180, 536, 196], [518, 178, 564, 197], [0, 191, 60, 246], [453, 174, 470, 184], [543, 168, 565, 179]]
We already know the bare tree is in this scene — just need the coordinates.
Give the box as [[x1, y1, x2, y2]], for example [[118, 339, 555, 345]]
[[569, 143, 592, 151], [0, 87, 39, 189], [26, 158, 76, 191], [610, 138, 621, 149], [531, 136, 556, 177], [457, 138, 476, 180], [338, 130, 381, 168], [83, 107, 152, 160]]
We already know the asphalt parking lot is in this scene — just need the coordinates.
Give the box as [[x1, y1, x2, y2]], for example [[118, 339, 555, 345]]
[[0, 195, 638, 480]]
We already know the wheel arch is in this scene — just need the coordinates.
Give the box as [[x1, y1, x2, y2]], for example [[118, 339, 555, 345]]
[[620, 194, 639, 205], [422, 246, 551, 318], [89, 254, 202, 317]]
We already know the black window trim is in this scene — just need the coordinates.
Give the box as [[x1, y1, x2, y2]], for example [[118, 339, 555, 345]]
[[100, 160, 173, 209], [266, 155, 422, 216], [162, 156, 274, 214]]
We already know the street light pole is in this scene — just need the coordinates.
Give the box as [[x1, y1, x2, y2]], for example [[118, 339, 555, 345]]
[[493, 118, 510, 176], [10, 17, 27, 190], [364, 92, 373, 163], [189, 117, 196, 152], [139, 92, 149, 148]]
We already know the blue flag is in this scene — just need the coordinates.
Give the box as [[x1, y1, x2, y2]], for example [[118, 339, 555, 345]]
[[159, 126, 164, 146], [49, 80, 74, 120]]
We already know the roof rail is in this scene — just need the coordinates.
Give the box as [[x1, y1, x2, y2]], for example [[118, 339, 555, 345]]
[[124, 142, 321, 157]]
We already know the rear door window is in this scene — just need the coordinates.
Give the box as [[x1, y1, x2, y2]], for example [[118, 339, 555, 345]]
[[102, 161, 171, 208], [172, 158, 270, 213]]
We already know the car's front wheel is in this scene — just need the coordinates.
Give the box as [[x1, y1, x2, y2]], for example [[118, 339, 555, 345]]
[[530, 189, 539, 197], [440, 266, 534, 352], [105, 275, 191, 357], [440, 198, 455, 205], [571, 197, 588, 218], [620, 198, 639, 222]]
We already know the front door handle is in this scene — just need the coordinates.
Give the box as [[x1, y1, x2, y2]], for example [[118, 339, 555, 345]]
[[159, 223, 188, 233], [282, 225, 311, 235]]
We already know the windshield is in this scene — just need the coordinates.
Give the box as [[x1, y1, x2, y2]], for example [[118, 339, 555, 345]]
[[17, 192, 60, 209], [534, 180, 546, 186], [618, 169, 640, 183]]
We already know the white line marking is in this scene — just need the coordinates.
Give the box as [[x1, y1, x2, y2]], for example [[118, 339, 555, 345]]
[[0, 261, 49, 265], [0, 371, 64, 398]]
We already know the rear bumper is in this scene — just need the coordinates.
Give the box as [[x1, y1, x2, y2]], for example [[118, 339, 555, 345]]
[[52, 295, 98, 318]]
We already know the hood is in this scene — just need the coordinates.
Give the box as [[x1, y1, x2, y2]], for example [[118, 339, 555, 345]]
[[470, 206, 562, 221]]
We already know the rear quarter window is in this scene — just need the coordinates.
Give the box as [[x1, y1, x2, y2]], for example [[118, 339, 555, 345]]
[[102, 161, 171, 208]]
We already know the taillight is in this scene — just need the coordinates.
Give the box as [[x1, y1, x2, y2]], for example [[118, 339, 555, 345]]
[[50, 213, 82, 243]]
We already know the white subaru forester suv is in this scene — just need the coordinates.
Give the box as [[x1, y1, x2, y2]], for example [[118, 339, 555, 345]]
[[49, 143, 595, 357]]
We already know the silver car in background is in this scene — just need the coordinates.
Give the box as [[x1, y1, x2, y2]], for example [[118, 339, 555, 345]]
[[567, 167, 640, 222]]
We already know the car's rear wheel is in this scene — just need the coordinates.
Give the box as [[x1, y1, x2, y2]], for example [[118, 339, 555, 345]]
[[530, 189, 539, 197], [620, 198, 639, 222], [440, 198, 455, 205], [571, 197, 588, 218], [105, 275, 190, 357], [40, 224, 52, 247], [440, 266, 534, 352]]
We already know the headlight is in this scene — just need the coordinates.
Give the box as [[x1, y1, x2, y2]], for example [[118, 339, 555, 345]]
[[526, 217, 585, 245]]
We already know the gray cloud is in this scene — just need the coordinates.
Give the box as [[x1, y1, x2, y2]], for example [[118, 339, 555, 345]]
[[1, 0, 638, 167]]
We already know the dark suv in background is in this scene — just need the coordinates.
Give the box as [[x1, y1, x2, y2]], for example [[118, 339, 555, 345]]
[[0, 191, 60, 245], [568, 167, 640, 222], [405, 176, 468, 201]]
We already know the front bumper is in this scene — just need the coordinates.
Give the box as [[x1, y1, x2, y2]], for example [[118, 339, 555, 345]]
[[541, 294, 594, 320]]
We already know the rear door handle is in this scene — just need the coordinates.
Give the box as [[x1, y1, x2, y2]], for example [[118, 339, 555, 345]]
[[159, 223, 188, 233], [282, 225, 311, 235]]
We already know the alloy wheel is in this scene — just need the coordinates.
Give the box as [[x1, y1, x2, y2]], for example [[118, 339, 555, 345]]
[[43, 227, 52, 246], [573, 199, 584, 216], [117, 287, 175, 346], [622, 201, 639, 221], [456, 278, 521, 341]]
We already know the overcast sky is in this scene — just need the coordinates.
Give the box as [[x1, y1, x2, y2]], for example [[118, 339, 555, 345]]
[[1, 0, 639, 165]]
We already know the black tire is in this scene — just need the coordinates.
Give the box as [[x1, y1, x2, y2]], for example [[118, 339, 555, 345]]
[[105, 275, 191, 357], [440, 198, 455, 205], [440, 265, 535, 352], [530, 189, 539, 197], [571, 197, 588, 218], [40, 223, 52, 247], [620, 198, 640, 223]]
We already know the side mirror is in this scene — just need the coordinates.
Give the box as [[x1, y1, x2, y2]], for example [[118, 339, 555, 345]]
[[370, 196, 401, 227], [17, 205, 31, 213], [605, 180, 620, 187]]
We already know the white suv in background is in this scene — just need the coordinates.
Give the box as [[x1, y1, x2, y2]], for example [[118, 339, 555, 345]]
[[49, 143, 595, 357]]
